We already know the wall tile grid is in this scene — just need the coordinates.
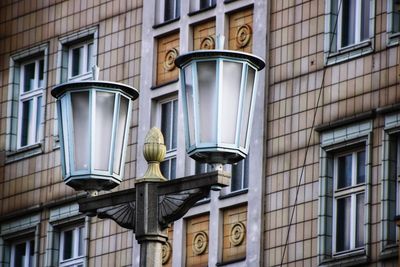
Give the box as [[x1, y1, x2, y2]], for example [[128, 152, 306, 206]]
[[267, 0, 399, 266], [0, 0, 142, 266]]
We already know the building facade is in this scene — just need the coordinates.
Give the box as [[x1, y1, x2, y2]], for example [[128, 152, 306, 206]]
[[0, 0, 400, 266]]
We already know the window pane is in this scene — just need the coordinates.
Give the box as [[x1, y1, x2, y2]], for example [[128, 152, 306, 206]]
[[161, 102, 172, 151], [87, 43, 93, 72], [170, 157, 176, 179], [23, 62, 35, 92], [72, 46, 83, 76], [161, 159, 170, 179], [39, 59, 44, 88], [200, 0, 213, 9], [14, 242, 26, 267], [172, 100, 178, 149], [78, 227, 84, 256], [357, 151, 365, 184], [393, 0, 400, 32], [36, 96, 42, 143], [356, 193, 365, 247], [62, 229, 73, 260], [338, 154, 352, 189], [21, 99, 33, 147], [231, 160, 244, 191], [71, 91, 90, 170], [164, 0, 177, 21], [29, 240, 34, 267], [360, 0, 370, 40], [341, 0, 356, 47], [336, 197, 351, 252]]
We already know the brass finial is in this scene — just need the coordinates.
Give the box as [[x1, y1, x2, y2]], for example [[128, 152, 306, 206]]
[[136, 127, 167, 183]]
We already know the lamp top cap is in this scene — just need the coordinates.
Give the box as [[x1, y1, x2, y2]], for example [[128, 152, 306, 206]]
[[175, 50, 266, 71], [51, 80, 139, 100]]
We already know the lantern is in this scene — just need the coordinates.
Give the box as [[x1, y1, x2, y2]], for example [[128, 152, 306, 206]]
[[175, 50, 265, 164], [51, 81, 138, 191]]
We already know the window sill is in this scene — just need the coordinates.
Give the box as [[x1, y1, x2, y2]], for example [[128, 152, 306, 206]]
[[379, 244, 398, 261], [387, 32, 400, 47], [188, 4, 216, 17], [68, 71, 93, 82], [219, 188, 248, 200], [320, 250, 367, 267], [153, 17, 180, 29], [151, 79, 179, 90], [326, 40, 373, 66], [216, 257, 246, 266], [6, 143, 43, 163]]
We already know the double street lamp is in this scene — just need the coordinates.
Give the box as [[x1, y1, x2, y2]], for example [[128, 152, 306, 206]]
[[52, 48, 264, 266]]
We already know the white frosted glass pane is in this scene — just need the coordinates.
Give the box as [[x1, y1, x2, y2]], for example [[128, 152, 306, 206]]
[[94, 92, 115, 171], [71, 91, 90, 170], [197, 61, 217, 143], [240, 67, 255, 147], [356, 193, 365, 247], [172, 100, 178, 149], [220, 61, 242, 144], [336, 197, 351, 252], [113, 96, 129, 175], [184, 65, 195, 146]]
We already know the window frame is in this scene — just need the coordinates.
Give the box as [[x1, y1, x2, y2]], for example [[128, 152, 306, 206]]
[[332, 149, 366, 255], [59, 225, 85, 267], [324, 0, 375, 65], [158, 97, 179, 179], [17, 58, 45, 150], [387, 0, 400, 45], [67, 40, 94, 81], [10, 238, 35, 267]]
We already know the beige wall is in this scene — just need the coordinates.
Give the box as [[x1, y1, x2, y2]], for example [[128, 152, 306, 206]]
[[267, 0, 399, 265], [0, 0, 142, 266]]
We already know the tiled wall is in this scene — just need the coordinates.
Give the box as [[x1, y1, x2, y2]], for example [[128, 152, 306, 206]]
[[267, 0, 399, 265], [0, 0, 142, 265]]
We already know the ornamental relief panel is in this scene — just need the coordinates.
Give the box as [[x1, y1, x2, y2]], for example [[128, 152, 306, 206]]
[[156, 32, 180, 86]]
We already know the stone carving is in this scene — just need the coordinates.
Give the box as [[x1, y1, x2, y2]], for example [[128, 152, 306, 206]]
[[229, 222, 246, 246], [163, 48, 179, 71], [162, 241, 172, 264], [235, 24, 252, 48], [192, 231, 208, 255], [200, 36, 215, 50]]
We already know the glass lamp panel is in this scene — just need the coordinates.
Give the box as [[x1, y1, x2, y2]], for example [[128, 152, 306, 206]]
[[113, 96, 129, 175], [220, 61, 242, 144], [183, 65, 195, 147], [337, 154, 352, 189], [93, 91, 115, 171], [240, 66, 255, 148], [71, 91, 90, 171], [336, 196, 351, 252], [197, 60, 217, 143], [23, 62, 35, 92]]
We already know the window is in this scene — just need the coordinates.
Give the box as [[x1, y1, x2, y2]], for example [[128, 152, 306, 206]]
[[10, 239, 35, 267], [318, 121, 372, 264], [164, 0, 180, 21], [391, 0, 400, 33], [336, 0, 370, 49], [333, 150, 365, 253], [59, 226, 85, 267], [68, 41, 94, 80], [200, 0, 215, 10], [231, 159, 249, 192], [324, 0, 374, 64], [57, 27, 98, 83], [159, 99, 178, 179], [18, 58, 44, 148]]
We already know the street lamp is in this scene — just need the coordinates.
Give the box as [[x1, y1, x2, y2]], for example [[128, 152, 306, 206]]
[[175, 50, 265, 165], [52, 45, 265, 266]]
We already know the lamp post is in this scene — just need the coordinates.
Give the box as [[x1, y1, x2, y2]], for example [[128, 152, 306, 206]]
[[52, 46, 265, 266]]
